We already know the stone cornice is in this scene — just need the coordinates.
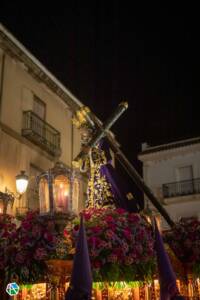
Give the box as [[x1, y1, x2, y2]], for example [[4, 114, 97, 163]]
[[138, 137, 200, 162], [0, 23, 82, 113]]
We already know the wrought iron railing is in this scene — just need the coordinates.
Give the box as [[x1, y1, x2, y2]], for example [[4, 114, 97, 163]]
[[162, 178, 200, 198], [22, 111, 61, 156]]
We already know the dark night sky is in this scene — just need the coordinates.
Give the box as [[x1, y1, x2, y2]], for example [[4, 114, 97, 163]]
[[1, 3, 200, 178]]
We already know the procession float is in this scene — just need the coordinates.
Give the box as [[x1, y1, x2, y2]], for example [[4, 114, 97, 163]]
[[1, 103, 200, 299]]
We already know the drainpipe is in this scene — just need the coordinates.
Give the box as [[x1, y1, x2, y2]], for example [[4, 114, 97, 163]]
[[71, 112, 74, 168], [0, 52, 5, 122], [70, 112, 74, 210]]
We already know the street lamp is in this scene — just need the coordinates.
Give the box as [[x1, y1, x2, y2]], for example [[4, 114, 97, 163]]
[[0, 170, 29, 215], [16, 170, 29, 195]]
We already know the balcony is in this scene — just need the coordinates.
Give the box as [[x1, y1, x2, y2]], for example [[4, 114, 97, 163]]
[[22, 111, 61, 156], [162, 178, 200, 198]]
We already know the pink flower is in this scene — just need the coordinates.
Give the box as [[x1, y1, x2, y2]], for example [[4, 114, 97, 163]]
[[88, 236, 101, 247], [0, 259, 5, 269], [21, 221, 32, 231], [128, 213, 140, 223], [63, 229, 68, 238], [32, 225, 41, 238], [113, 248, 123, 259], [121, 241, 129, 253], [130, 251, 138, 259], [107, 254, 118, 263], [125, 256, 134, 265], [105, 229, 115, 239], [2, 230, 9, 238], [34, 247, 47, 260], [15, 252, 26, 264], [136, 228, 145, 241], [70, 207, 155, 272], [123, 229, 131, 239], [91, 226, 101, 234], [184, 238, 192, 248], [44, 232, 54, 243], [47, 221, 55, 231], [135, 244, 143, 255], [108, 224, 116, 231], [91, 249, 98, 257]]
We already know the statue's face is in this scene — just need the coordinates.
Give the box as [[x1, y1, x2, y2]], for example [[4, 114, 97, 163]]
[[80, 127, 93, 145]]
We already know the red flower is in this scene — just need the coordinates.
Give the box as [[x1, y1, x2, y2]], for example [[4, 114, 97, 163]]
[[104, 215, 114, 222], [93, 260, 102, 269], [73, 224, 80, 231], [115, 208, 126, 214]]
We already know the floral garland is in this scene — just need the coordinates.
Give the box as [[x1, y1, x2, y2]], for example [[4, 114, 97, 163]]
[[67, 208, 156, 283], [164, 217, 200, 276]]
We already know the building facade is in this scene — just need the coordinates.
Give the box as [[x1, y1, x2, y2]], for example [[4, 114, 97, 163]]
[[0, 24, 86, 216], [138, 137, 200, 228]]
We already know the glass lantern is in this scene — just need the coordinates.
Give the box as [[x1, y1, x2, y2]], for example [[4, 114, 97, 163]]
[[53, 174, 70, 212], [37, 162, 71, 214], [16, 170, 29, 195]]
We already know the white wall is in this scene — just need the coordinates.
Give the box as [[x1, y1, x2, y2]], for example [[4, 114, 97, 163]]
[[145, 151, 200, 189], [139, 143, 200, 229]]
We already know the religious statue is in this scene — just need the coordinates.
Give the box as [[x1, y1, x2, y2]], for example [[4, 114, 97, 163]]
[[76, 125, 140, 212]]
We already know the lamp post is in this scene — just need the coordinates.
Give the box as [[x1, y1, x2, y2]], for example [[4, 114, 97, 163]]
[[0, 170, 29, 215], [16, 170, 29, 195]]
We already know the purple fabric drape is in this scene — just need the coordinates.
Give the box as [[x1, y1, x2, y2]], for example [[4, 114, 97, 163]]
[[99, 138, 140, 212]]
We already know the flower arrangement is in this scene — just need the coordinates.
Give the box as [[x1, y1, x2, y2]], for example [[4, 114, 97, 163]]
[[1, 208, 156, 285], [70, 208, 156, 282], [0, 214, 17, 277], [164, 217, 200, 276], [0, 211, 57, 283]]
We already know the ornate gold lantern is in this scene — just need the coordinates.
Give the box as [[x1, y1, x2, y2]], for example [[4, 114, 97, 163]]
[[37, 162, 71, 215]]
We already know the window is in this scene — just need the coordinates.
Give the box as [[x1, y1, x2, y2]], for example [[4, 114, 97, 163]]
[[32, 96, 46, 140], [177, 165, 193, 181], [33, 95, 46, 120], [176, 165, 194, 195]]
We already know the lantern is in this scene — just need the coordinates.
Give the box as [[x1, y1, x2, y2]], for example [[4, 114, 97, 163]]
[[0, 191, 14, 214], [16, 170, 29, 195], [0, 170, 28, 215], [38, 162, 71, 214]]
